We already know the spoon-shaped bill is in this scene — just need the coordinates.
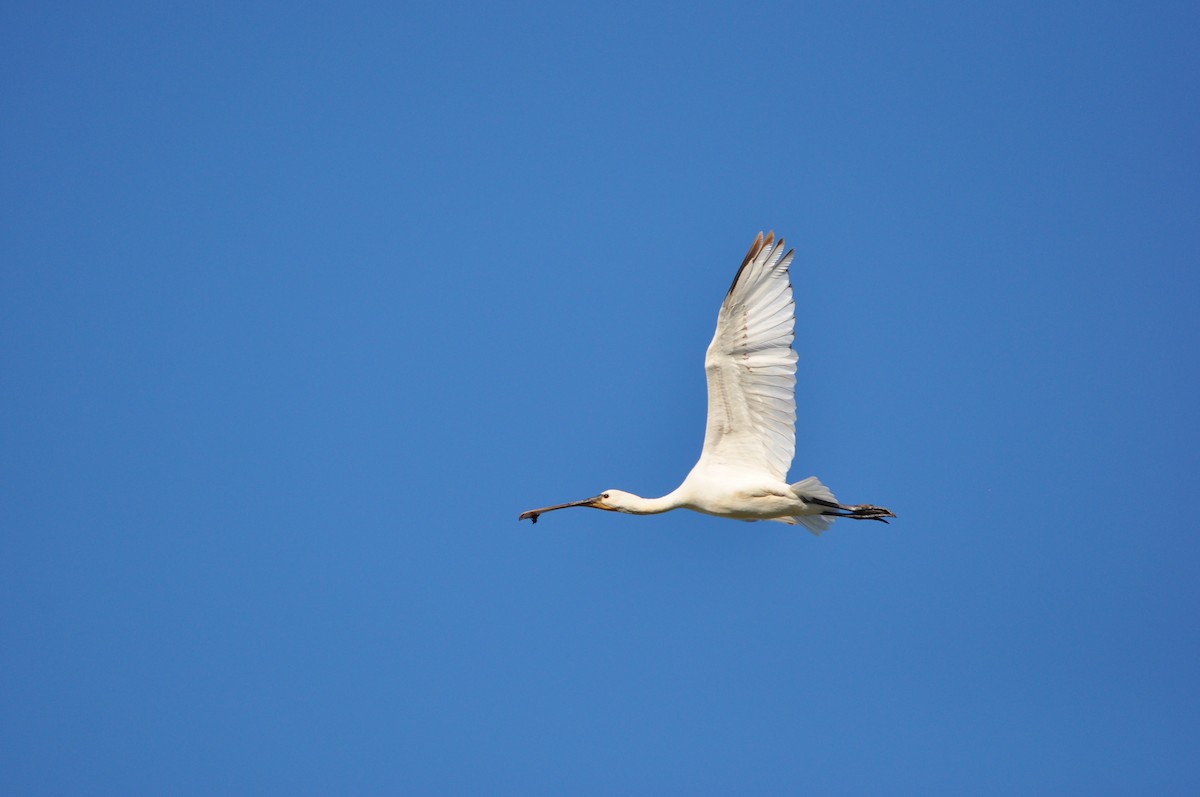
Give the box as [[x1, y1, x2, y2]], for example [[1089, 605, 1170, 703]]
[[518, 496, 603, 524]]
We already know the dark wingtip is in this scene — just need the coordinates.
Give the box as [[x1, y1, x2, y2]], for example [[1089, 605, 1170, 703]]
[[726, 231, 765, 296]]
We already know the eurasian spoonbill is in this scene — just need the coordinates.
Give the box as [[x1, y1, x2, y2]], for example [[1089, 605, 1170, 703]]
[[519, 232, 894, 533]]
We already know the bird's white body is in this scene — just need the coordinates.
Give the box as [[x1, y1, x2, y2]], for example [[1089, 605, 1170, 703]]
[[598, 465, 840, 533], [519, 233, 893, 532]]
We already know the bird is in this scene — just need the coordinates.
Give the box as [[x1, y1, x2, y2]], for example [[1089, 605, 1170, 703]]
[[518, 232, 895, 533]]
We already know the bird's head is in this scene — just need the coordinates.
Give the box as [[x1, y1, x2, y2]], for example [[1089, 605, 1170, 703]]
[[518, 490, 634, 523]]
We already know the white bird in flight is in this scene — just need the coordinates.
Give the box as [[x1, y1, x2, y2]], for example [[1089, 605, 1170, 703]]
[[519, 232, 895, 533]]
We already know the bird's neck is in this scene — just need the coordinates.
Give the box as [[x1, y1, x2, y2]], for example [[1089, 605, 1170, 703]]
[[623, 489, 686, 515]]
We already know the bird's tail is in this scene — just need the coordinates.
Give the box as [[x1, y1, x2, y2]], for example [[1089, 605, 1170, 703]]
[[789, 476, 838, 536], [784, 475, 896, 534]]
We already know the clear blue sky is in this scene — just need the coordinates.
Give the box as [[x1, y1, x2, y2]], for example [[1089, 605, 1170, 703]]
[[3, 2, 1198, 793]]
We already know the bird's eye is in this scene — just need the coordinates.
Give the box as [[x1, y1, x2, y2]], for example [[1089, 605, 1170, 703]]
[[602, 493, 610, 499]]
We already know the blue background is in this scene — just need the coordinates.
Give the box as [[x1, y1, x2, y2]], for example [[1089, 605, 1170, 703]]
[[4, 2, 1198, 793]]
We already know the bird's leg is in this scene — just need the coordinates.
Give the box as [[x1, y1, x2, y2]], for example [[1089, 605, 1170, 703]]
[[804, 496, 897, 524]]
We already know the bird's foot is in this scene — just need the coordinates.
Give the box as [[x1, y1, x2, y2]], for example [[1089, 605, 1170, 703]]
[[845, 504, 896, 523]]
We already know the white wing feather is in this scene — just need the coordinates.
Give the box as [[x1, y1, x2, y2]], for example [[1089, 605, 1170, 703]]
[[694, 232, 797, 481]]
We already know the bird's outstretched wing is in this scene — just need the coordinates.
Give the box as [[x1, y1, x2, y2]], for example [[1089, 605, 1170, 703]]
[[694, 232, 797, 481]]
